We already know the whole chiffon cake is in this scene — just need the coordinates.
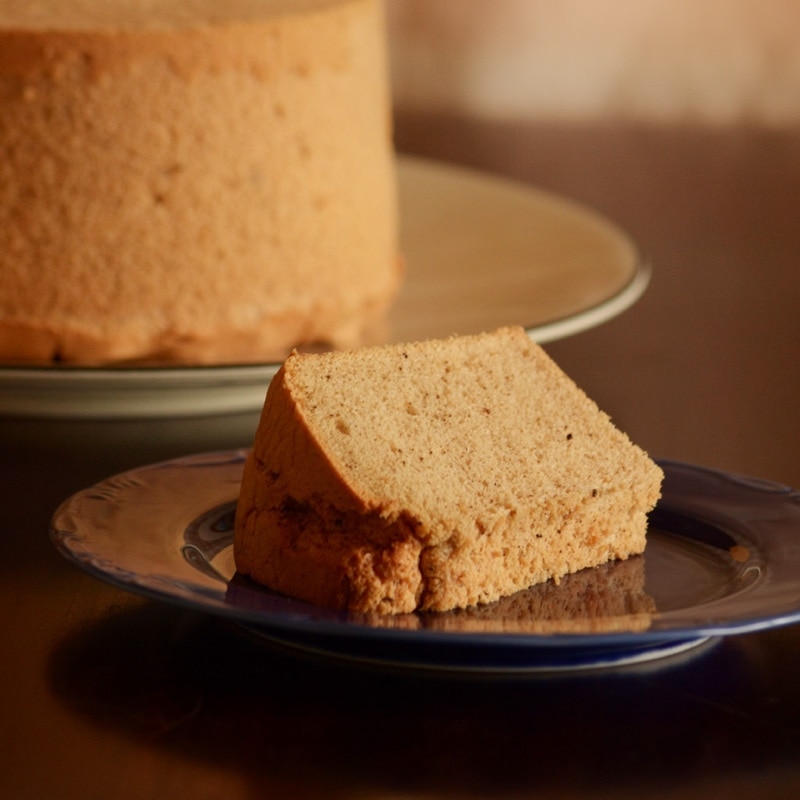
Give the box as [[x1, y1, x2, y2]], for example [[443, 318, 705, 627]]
[[0, 0, 399, 364]]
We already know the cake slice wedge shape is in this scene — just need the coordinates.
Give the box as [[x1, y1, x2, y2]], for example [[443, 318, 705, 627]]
[[234, 326, 663, 614]]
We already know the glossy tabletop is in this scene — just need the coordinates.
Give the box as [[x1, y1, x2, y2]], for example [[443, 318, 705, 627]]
[[2, 116, 800, 799]]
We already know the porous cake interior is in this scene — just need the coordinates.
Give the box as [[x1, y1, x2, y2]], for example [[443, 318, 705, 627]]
[[235, 327, 663, 613]]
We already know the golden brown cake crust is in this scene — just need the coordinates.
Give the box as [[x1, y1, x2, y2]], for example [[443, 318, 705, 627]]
[[234, 327, 664, 614], [0, 0, 398, 364]]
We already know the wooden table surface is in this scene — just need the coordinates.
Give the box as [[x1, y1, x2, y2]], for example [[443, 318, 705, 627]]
[[2, 115, 800, 799]]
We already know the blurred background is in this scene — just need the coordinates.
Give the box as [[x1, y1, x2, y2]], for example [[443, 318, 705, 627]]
[[387, 0, 800, 126]]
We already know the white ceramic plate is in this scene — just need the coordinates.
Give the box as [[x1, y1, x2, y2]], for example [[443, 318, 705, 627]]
[[51, 453, 800, 673], [1, 156, 647, 420]]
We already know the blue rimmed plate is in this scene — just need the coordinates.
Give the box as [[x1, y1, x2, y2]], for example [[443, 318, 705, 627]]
[[51, 453, 800, 673]]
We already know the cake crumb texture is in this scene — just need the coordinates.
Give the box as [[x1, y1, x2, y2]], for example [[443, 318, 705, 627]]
[[234, 326, 664, 614]]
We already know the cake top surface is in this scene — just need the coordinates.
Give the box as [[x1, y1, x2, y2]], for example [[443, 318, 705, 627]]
[[0, 0, 349, 31]]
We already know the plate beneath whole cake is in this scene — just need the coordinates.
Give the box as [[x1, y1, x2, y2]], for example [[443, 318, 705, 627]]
[[0, 156, 647, 419], [50, 454, 800, 674]]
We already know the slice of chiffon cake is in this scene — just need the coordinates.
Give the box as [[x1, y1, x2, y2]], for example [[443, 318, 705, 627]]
[[233, 326, 663, 614]]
